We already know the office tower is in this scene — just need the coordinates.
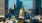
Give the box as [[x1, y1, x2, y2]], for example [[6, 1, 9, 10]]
[[5, 0, 8, 18], [14, 0, 22, 18], [39, 8, 42, 16], [33, 0, 41, 15], [0, 0, 8, 20], [19, 4, 25, 19], [41, 0, 42, 7], [39, 0, 42, 16], [14, 0, 22, 15], [0, 0, 5, 16], [16, 0, 22, 10], [5, 0, 8, 15], [0, 0, 5, 19]]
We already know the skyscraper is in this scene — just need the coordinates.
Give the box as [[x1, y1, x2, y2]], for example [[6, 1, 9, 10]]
[[0, 0, 5, 18], [33, 0, 41, 15], [39, 0, 42, 16], [14, 0, 22, 16], [5, 0, 8, 18], [41, 0, 42, 7], [0, 0, 8, 20], [16, 0, 22, 10], [5, 0, 8, 15], [14, 0, 22, 18]]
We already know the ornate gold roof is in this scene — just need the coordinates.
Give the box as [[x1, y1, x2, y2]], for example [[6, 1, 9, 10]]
[[20, 4, 25, 11], [19, 4, 25, 16]]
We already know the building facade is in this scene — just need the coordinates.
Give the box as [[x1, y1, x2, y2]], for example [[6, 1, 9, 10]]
[[0, 0, 5, 20], [39, 0, 42, 15], [16, 0, 22, 10], [0, 0, 5, 17], [33, 0, 41, 15], [5, 0, 8, 18], [5, 0, 8, 15], [41, 0, 42, 7], [0, 0, 8, 20]]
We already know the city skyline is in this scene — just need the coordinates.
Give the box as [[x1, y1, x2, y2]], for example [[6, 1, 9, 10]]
[[8, 0, 33, 10]]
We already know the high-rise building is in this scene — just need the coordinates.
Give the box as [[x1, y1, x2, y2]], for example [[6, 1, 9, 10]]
[[0, 0, 5, 19], [39, 8, 42, 16], [5, 0, 8, 15], [33, 0, 41, 15], [0, 0, 5, 16], [5, 0, 8, 18], [14, 0, 22, 18], [0, 0, 8, 20], [39, 0, 42, 16], [16, 0, 22, 10], [41, 0, 42, 7]]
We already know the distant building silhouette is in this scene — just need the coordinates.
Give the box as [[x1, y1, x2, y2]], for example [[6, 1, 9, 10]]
[[9, 8, 14, 15]]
